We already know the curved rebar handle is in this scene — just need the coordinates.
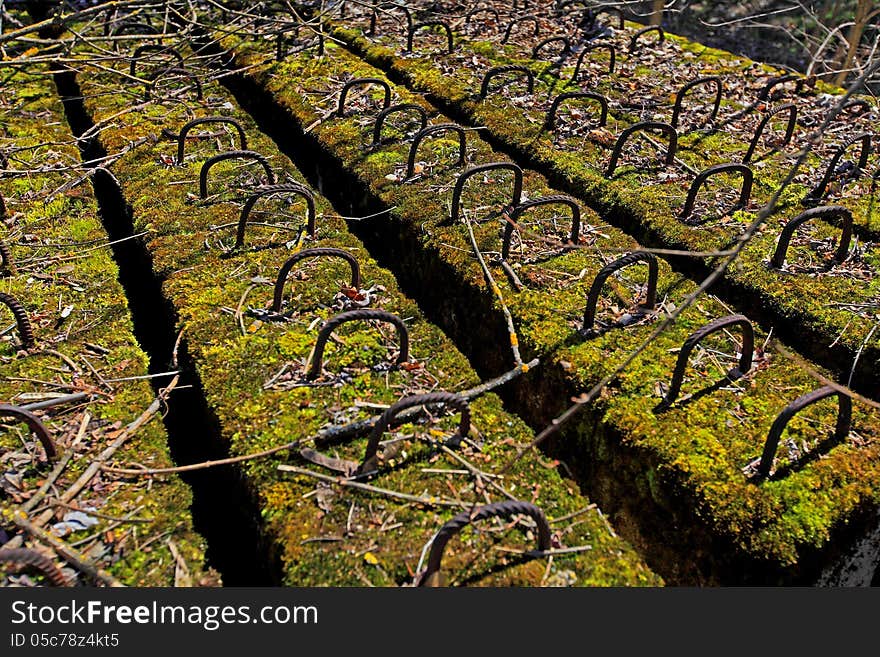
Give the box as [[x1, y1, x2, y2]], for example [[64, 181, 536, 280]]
[[405, 124, 467, 179], [660, 314, 754, 408], [306, 308, 410, 379], [757, 386, 851, 479], [0, 292, 34, 350], [177, 117, 248, 165], [418, 500, 552, 586], [0, 404, 57, 460], [757, 74, 805, 101], [0, 191, 5, 219], [407, 21, 454, 54], [372, 103, 428, 145], [236, 183, 316, 247], [0, 548, 69, 586], [743, 103, 797, 164], [606, 122, 678, 177], [272, 247, 360, 313], [368, 3, 413, 36], [479, 65, 535, 99], [360, 391, 470, 475], [145, 67, 203, 101], [0, 241, 15, 274], [670, 76, 722, 129], [450, 162, 523, 224], [770, 205, 852, 269], [501, 195, 581, 260], [129, 44, 183, 77], [337, 78, 392, 118], [501, 15, 540, 44], [804, 133, 872, 204], [198, 150, 276, 200], [582, 252, 658, 333], [545, 91, 608, 130], [531, 35, 571, 60], [629, 25, 664, 52], [589, 6, 625, 29], [571, 43, 616, 80], [680, 163, 753, 222]]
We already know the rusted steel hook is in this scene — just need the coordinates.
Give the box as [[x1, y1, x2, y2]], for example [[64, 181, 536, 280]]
[[272, 248, 361, 313], [531, 35, 571, 60], [743, 103, 797, 164], [337, 78, 392, 118], [406, 21, 454, 54], [368, 3, 413, 36], [479, 65, 535, 100], [501, 195, 581, 260], [176, 116, 248, 165], [405, 124, 467, 180], [0, 548, 69, 586], [582, 252, 658, 334], [680, 163, 753, 222], [770, 206, 852, 269], [757, 74, 805, 101], [545, 91, 608, 130], [372, 103, 428, 145], [605, 122, 678, 177], [198, 150, 276, 200], [417, 500, 552, 586], [129, 44, 183, 77], [629, 25, 664, 52], [306, 308, 410, 379], [0, 241, 15, 274], [236, 183, 316, 247], [670, 76, 723, 129], [501, 16, 540, 44], [450, 162, 523, 224], [659, 314, 754, 408], [570, 43, 616, 80], [0, 404, 57, 460], [0, 292, 34, 350], [804, 133, 872, 204]]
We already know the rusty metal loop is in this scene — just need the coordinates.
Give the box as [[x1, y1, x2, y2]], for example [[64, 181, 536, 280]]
[[272, 248, 360, 313], [0, 404, 57, 460], [372, 103, 428, 145], [198, 150, 275, 200], [360, 391, 471, 475], [336, 77, 392, 118], [660, 314, 754, 408], [368, 3, 413, 36], [501, 195, 581, 260], [450, 162, 523, 224], [405, 124, 467, 180], [588, 6, 625, 29], [670, 76, 723, 129], [770, 206, 852, 269], [0, 191, 5, 218], [743, 103, 797, 164], [176, 116, 248, 165], [418, 500, 552, 586], [306, 308, 410, 379], [129, 44, 183, 77], [406, 21, 454, 54], [501, 15, 540, 44], [757, 74, 805, 101], [629, 25, 664, 52], [236, 183, 316, 247], [0, 548, 69, 586], [545, 91, 608, 130], [145, 67, 203, 101], [680, 163, 753, 222], [479, 65, 535, 100], [276, 30, 324, 61], [531, 35, 571, 60], [582, 252, 658, 333], [605, 121, 678, 177], [0, 292, 34, 350], [571, 43, 616, 80], [804, 133, 872, 204], [757, 386, 852, 479], [0, 241, 15, 274]]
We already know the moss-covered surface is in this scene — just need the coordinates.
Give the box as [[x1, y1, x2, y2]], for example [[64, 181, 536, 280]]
[[66, 34, 658, 586], [312, 10, 880, 397], [206, 24, 880, 583], [0, 65, 209, 586]]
